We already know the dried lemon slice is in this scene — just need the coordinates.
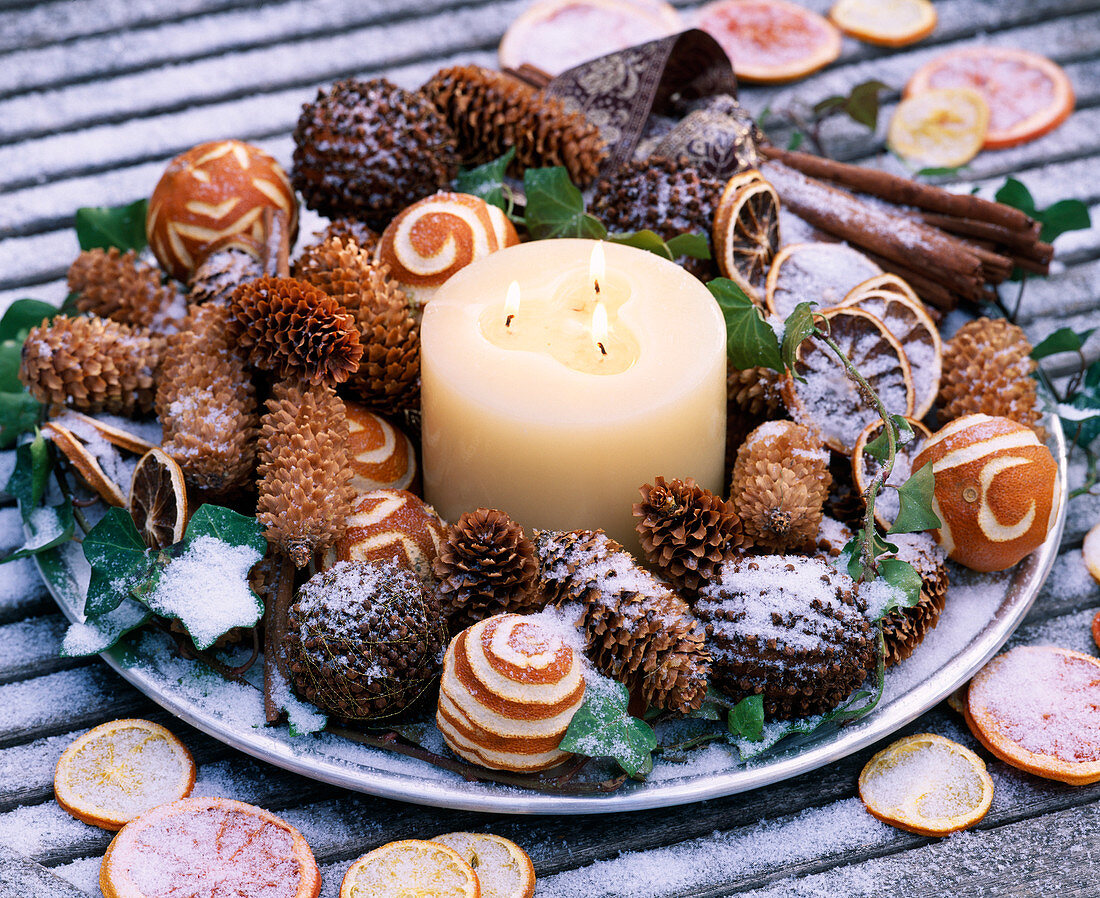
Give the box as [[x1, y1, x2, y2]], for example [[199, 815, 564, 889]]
[[54, 719, 195, 831], [782, 307, 915, 454], [851, 416, 931, 530], [713, 170, 780, 303], [101, 796, 321, 898], [129, 448, 189, 549], [965, 646, 1100, 785], [859, 733, 993, 836], [433, 832, 535, 898], [340, 839, 480, 898], [765, 242, 882, 321], [1083, 521, 1100, 585], [887, 87, 990, 169], [829, 0, 936, 47]]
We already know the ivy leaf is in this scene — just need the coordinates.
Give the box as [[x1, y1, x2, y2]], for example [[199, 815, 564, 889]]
[[608, 230, 674, 260], [0, 501, 74, 563], [863, 415, 914, 462], [75, 199, 149, 253], [781, 302, 816, 376], [1030, 326, 1094, 360], [888, 463, 941, 534], [6, 431, 51, 523], [665, 232, 712, 260], [813, 80, 890, 130], [184, 504, 267, 555], [523, 167, 607, 240], [727, 694, 764, 742], [707, 278, 783, 372], [877, 558, 923, 616], [687, 685, 737, 721], [0, 299, 61, 342], [844, 530, 899, 582], [0, 391, 42, 449], [994, 179, 1092, 243], [82, 507, 154, 617], [1064, 359, 1100, 447], [60, 599, 151, 657], [916, 165, 968, 179], [455, 147, 515, 211], [558, 680, 657, 778]]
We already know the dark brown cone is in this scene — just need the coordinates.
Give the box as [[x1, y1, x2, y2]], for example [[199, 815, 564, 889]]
[[19, 315, 164, 416], [257, 378, 356, 567], [938, 317, 1042, 431], [693, 555, 875, 719], [188, 249, 263, 306], [68, 247, 183, 330], [229, 276, 363, 385], [349, 296, 420, 416], [725, 365, 787, 483], [591, 157, 723, 279], [535, 529, 711, 715], [433, 508, 540, 629], [730, 421, 831, 553], [881, 533, 949, 667], [293, 238, 405, 327], [312, 218, 381, 256], [156, 303, 258, 496], [634, 477, 749, 595], [422, 65, 605, 186], [292, 78, 458, 229]]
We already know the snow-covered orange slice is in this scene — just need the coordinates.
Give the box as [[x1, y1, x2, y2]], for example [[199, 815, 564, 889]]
[[829, 0, 936, 47], [888, 88, 990, 169], [433, 832, 535, 898], [851, 416, 931, 530], [340, 839, 480, 898], [765, 242, 882, 321], [714, 170, 781, 303], [1083, 521, 1100, 585]]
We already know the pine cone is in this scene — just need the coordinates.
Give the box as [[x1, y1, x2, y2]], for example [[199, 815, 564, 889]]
[[881, 533, 949, 667], [422, 65, 605, 186], [730, 421, 831, 553], [257, 378, 356, 567], [188, 249, 263, 306], [68, 247, 183, 330], [824, 450, 866, 530], [229, 276, 363, 385], [292, 78, 458, 229], [726, 365, 786, 482], [293, 237, 404, 326], [939, 317, 1041, 431], [590, 157, 722, 278], [634, 477, 748, 595], [19, 316, 163, 416], [433, 508, 541, 629], [694, 555, 875, 719], [156, 303, 258, 497], [312, 218, 381, 256], [535, 529, 711, 715]]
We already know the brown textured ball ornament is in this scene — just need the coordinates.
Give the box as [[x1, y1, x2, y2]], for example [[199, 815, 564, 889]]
[[284, 560, 447, 721], [437, 613, 585, 772], [146, 140, 298, 282], [332, 489, 446, 582]]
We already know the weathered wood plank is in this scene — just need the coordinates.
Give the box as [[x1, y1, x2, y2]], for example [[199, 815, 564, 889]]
[[0, 614, 78, 686], [0, 845, 87, 898]]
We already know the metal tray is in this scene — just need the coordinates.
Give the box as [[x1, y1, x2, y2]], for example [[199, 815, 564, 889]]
[[38, 417, 1067, 815]]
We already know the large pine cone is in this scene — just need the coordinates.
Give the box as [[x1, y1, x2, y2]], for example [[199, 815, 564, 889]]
[[422, 65, 605, 186], [536, 529, 711, 715], [69, 248, 183, 331], [881, 533, 949, 667], [292, 78, 458, 229], [694, 555, 875, 719]]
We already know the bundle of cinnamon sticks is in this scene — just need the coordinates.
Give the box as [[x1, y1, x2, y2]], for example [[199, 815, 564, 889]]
[[760, 146, 1052, 311]]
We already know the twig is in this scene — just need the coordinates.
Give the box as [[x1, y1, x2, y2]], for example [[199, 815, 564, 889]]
[[263, 551, 295, 723]]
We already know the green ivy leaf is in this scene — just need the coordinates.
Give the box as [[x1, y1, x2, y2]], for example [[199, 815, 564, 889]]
[[665, 232, 712, 260], [787, 131, 804, 151], [844, 530, 900, 582], [813, 80, 890, 130], [994, 179, 1092, 243], [687, 685, 737, 721], [1, 501, 74, 563], [83, 507, 153, 617], [1030, 326, 1094, 360], [608, 230, 674, 260], [0, 299, 61, 343], [707, 278, 784, 372], [877, 558, 923, 617], [780, 302, 816, 377], [888, 463, 941, 534], [558, 680, 657, 778], [6, 432, 51, 523], [863, 415, 914, 462], [916, 165, 968, 179], [523, 167, 608, 240], [60, 599, 151, 657], [1064, 359, 1100, 447], [0, 391, 43, 450], [455, 147, 515, 211], [185, 504, 267, 555], [75, 198, 149, 253], [59, 292, 82, 317], [727, 694, 764, 742]]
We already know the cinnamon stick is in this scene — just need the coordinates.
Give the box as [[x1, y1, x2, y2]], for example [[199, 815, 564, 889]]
[[263, 552, 295, 724], [761, 145, 1036, 232], [920, 213, 1053, 267], [860, 250, 957, 312]]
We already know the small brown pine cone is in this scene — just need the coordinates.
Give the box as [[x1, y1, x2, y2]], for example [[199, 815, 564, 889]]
[[423, 65, 605, 186], [726, 366, 787, 480], [939, 317, 1042, 431], [188, 249, 263, 306], [156, 303, 258, 497], [20, 315, 163, 416], [535, 529, 711, 715], [293, 238, 405, 328], [349, 300, 420, 415], [433, 508, 540, 629], [257, 378, 356, 567], [634, 477, 748, 595], [69, 247, 183, 330], [730, 421, 832, 554], [228, 276, 363, 385], [881, 533, 949, 668], [312, 218, 381, 256]]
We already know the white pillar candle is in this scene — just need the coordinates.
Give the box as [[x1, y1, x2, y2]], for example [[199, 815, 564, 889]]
[[421, 238, 727, 552]]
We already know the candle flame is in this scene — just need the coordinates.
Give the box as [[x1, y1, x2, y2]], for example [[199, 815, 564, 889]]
[[592, 301, 608, 356], [589, 242, 605, 295], [505, 280, 520, 328]]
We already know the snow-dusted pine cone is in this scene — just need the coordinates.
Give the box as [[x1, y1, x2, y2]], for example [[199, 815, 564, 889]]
[[69, 247, 183, 330]]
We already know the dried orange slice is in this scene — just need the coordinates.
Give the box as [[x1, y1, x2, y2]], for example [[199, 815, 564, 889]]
[[887, 88, 990, 169], [54, 719, 195, 832], [838, 283, 942, 419], [965, 646, 1100, 785], [129, 448, 189, 549], [498, 0, 680, 76], [1093, 610, 1100, 651], [782, 306, 915, 454], [859, 733, 993, 836], [697, 0, 841, 84], [851, 416, 931, 530], [340, 839, 480, 898], [51, 410, 159, 456], [846, 272, 920, 305], [765, 242, 882, 321], [714, 170, 781, 302], [905, 48, 1074, 149], [42, 421, 127, 507], [829, 0, 936, 47], [432, 833, 535, 898], [101, 796, 321, 898], [1083, 521, 1100, 585]]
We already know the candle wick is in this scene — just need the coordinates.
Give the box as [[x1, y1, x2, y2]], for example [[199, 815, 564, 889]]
[[597, 341, 607, 356], [594, 278, 601, 296], [505, 314, 514, 328]]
